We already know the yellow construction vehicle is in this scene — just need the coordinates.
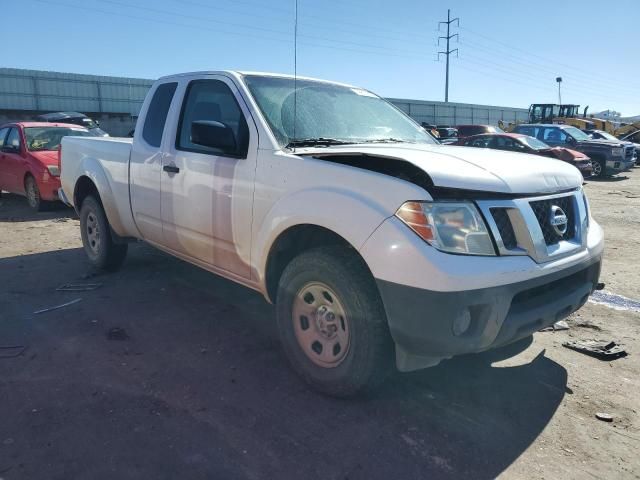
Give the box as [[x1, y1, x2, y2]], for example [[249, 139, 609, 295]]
[[528, 103, 596, 130], [614, 121, 640, 138]]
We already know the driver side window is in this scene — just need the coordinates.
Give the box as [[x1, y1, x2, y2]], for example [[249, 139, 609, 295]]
[[177, 79, 249, 158], [5, 128, 21, 151], [0, 128, 9, 149]]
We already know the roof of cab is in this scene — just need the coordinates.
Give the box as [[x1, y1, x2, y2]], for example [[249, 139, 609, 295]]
[[156, 70, 360, 89]]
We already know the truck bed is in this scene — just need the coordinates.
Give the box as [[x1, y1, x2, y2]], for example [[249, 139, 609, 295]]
[[60, 136, 135, 237]]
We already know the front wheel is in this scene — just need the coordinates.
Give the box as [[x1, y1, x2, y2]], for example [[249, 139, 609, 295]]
[[591, 159, 605, 178], [79, 195, 128, 271], [25, 175, 43, 211], [276, 246, 393, 397]]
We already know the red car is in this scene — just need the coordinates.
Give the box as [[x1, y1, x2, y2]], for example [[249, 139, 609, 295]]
[[459, 132, 593, 178], [455, 124, 505, 141], [0, 122, 96, 210]]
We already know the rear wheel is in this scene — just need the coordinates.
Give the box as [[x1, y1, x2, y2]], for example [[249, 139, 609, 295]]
[[276, 246, 393, 397], [25, 175, 43, 211], [79, 195, 128, 271]]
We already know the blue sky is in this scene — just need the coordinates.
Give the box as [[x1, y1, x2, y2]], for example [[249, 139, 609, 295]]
[[7, 0, 640, 115]]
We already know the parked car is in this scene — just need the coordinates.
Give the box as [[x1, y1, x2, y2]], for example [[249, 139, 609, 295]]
[[436, 127, 459, 144], [60, 71, 603, 396], [460, 132, 592, 177], [513, 124, 635, 177], [0, 122, 97, 210], [455, 124, 505, 141], [36, 112, 109, 137]]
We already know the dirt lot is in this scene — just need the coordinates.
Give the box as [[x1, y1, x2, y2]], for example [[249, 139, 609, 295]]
[[1, 171, 639, 480]]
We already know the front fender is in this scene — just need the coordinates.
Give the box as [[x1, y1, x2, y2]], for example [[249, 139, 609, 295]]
[[253, 186, 397, 287]]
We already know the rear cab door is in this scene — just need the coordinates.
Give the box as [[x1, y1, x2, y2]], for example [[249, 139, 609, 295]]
[[130, 81, 179, 244], [159, 74, 258, 280]]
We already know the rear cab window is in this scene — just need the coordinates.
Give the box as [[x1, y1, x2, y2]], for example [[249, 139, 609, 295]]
[[142, 82, 178, 147]]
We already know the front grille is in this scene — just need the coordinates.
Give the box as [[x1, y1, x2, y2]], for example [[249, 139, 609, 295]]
[[491, 208, 517, 249], [529, 195, 576, 245], [625, 146, 634, 161]]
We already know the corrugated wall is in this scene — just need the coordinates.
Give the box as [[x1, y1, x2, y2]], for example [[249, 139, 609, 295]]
[[0, 68, 152, 115], [0, 68, 529, 129], [389, 98, 529, 127]]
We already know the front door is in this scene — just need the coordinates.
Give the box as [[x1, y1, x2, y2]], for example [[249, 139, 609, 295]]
[[160, 75, 257, 279], [1, 128, 25, 193]]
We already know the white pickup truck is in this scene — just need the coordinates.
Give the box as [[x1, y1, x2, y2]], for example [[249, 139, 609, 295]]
[[60, 71, 604, 396]]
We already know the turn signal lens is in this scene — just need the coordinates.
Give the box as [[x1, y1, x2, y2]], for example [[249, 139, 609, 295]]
[[395, 202, 435, 241]]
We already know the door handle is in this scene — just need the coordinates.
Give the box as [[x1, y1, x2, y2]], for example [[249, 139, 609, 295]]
[[163, 164, 180, 174]]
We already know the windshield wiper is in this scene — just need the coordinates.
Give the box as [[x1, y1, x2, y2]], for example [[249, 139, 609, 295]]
[[286, 137, 354, 148], [362, 138, 412, 144]]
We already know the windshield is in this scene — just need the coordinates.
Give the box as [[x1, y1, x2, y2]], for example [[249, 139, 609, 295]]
[[563, 126, 591, 141], [25, 127, 96, 151], [243, 75, 437, 147], [595, 131, 620, 142], [518, 135, 550, 150]]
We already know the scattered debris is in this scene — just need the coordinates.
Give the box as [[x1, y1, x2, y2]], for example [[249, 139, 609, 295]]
[[563, 340, 627, 360], [56, 283, 102, 292], [595, 412, 614, 423], [107, 327, 129, 341], [0, 345, 26, 359], [540, 320, 570, 332], [33, 298, 82, 314], [574, 322, 602, 331]]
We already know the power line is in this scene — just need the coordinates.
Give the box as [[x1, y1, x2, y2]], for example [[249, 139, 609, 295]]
[[437, 9, 459, 102]]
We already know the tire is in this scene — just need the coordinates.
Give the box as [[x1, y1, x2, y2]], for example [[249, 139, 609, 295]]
[[591, 158, 605, 178], [79, 195, 128, 271], [25, 175, 43, 211], [276, 246, 393, 397]]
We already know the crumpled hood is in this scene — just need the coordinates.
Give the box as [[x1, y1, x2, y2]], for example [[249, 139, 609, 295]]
[[301, 143, 583, 194], [29, 150, 59, 166]]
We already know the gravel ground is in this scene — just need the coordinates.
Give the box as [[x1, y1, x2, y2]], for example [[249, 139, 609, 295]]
[[0, 170, 638, 480]]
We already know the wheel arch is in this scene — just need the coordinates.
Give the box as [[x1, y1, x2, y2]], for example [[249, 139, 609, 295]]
[[264, 224, 376, 303]]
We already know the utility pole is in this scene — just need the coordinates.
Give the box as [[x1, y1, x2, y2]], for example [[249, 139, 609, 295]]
[[438, 9, 459, 103]]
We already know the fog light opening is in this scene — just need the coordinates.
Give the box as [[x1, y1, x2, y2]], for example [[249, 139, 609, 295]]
[[452, 308, 472, 336]]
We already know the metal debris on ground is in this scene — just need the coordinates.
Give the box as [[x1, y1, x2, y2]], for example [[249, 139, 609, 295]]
[[33, 298, 82, 314], [540, 320, 570, 332], [0, 345, 26, 359], [562, 340, 627, 360], [107, 327, 129, 341], [56, 283, 103, 292], [595, 412, 614, 422]]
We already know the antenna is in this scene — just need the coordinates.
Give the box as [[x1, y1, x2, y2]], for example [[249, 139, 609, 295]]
[[293, 0, 298, 150]]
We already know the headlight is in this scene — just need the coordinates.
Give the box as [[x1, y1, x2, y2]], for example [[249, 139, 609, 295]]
[[611, 147, 623, 157], [47, 165, 60, 177], [396, 201, 496, 256]]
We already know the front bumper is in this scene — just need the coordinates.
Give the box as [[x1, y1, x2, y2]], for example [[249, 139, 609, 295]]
[[360, 198, 604, 371], [376, 255, 601, 371], [605, 158, 627, 174]]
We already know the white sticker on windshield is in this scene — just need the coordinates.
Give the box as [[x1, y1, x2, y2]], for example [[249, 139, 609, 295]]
[[351, 88, 377, 98]]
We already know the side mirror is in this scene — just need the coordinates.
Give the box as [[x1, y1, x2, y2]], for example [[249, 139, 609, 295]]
[[566, 136, 576, 145], [191, 120, 237, 154]]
